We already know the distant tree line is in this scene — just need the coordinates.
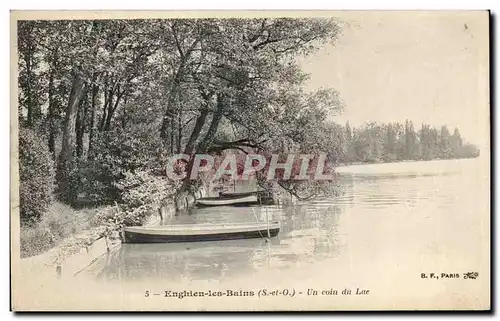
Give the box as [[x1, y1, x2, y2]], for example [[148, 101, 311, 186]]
[[328, 120, 480, 164]]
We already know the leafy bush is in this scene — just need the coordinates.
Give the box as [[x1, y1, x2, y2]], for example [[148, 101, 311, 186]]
[[20, 227, 55, 258], [91, 170, 180, 230], [39, 202, 96, 238], [117, 171, 179, 208], [19, 128, 56, 225], [116, 170, 180, 226], [67, 158, 119, 206], [456, 143, 480, 158], [67, 125, 170, 206], [19, 202, 98, 258]]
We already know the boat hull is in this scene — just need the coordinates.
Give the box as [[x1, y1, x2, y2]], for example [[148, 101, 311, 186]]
[[196, 200, 259, 208], [122, 227, 280, 243], [219, 191, 275, 205], [196, 195, 259, 207], [219, 191, 260, 197]]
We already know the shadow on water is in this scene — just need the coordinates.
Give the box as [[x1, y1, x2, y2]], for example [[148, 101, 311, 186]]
[[93, 159, 473, 283], [95, 203, 343, 283], [336, 171, 457, 182], [97, 238, 278, 281]]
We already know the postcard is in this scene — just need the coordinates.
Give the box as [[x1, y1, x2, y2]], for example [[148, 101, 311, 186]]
[[10, 10, 490, 311]]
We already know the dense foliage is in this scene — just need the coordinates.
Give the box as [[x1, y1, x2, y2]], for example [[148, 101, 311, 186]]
[[333, 121, 480, 164], [67, 125, 171, 205], [19, 128, 56, 225], [17, 18, 478, 256], [20, 202, 97, 257], [16, 18, 480, 258], [17, 18, 344, 211]]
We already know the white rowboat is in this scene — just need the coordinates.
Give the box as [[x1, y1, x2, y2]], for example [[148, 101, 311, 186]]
[[122, 221, 280, 243]]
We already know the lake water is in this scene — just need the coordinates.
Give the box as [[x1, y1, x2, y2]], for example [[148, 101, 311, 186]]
[[92, 157, 490, 288]]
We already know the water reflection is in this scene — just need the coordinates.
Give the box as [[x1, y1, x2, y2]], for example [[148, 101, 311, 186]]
[[94, 159, 476, 283], [96, 203, 342, 283], [98, 239, 274, 281]]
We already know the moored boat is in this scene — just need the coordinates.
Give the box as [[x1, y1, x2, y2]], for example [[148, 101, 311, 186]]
[[196, 194, 259, 207], [121, 221, 280, 243], [219, 191, 261, 197], [219, 190, 276, 205]]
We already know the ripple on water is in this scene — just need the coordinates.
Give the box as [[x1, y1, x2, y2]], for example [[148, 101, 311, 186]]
[[94, 159, 482, 284]]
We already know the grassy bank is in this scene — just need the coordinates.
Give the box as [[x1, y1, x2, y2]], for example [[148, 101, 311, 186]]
[[20, 202, 100, 258]]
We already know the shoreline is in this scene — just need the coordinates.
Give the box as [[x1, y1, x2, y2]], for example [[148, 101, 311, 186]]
[[20, 156, 481, 275], [335, 156, 479, 168]]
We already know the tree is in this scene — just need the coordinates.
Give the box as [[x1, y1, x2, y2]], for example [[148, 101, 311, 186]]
[[56, 70, 86, 202], [17, 18, 480, 218], [19, 128, 56, 225], [147, 18, 344, 203], [439, 125, 452, 159], [352, 128, 372, 162], [450, 127, 463, 157], [18, 21, 44, 128], [384, 123, 397, 161], [35, 21, 73, 157], [419, 124, 434, 160], [404, 120, 418, 160]]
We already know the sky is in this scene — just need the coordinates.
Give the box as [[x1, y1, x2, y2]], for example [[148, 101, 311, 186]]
[[300, 11, 489, 147]]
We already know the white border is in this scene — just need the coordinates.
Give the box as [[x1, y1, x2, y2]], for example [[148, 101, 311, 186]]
[[2, 0, 497, 319]]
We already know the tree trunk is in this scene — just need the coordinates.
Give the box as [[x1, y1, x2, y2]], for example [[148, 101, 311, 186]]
[[160, 60, 185, 140], [183, 109, 209, 155], [99, 79, 111, 132], [197, 93, 225, 153], [24, 50, 34, 127], [176, 110, 182, 153], [176, 94, 225, 213], [160, 116, 169, 141], [47, 60, 56, 158], [56, 71, 85, 202], [160, 116, 175, 154], [87, 81, 99, 159], [169, 120, 174, 154], [100, 93, 111, 132], [121, 96, 128, 129], [104, 86, 124, 131], [75, 88, 88, 158]]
